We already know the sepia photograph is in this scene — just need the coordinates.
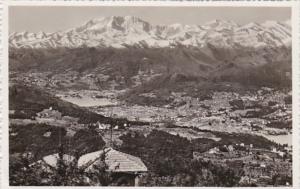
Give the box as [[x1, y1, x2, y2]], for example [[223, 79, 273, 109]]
[[7, 3, 295, 187]]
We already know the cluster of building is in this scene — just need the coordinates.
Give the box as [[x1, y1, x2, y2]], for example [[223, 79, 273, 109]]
[[36, 107, 79, 124], [96, 89, 292, 139], [90, 121, 130, 131]]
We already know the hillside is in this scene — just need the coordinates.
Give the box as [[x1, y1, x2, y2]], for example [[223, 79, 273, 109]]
[[9, 82, 128, 124]]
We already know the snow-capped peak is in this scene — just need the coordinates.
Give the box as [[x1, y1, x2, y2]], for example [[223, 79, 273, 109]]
[[9, 16, 291, 49]]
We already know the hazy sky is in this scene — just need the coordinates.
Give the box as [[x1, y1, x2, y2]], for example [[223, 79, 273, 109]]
[[9, 6, 291, 33]]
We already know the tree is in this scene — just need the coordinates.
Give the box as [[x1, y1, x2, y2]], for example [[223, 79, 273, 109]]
[[84, 148, 113, 186], [9, 146, 113, 186]]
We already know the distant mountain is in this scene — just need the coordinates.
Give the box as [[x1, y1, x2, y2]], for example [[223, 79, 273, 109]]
[[9, 16, 292, 93], [9, 45, 291, 92], [9, 16, 291, 49]]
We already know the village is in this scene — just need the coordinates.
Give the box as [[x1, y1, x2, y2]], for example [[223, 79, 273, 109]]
[[93, 89, 292, 143]]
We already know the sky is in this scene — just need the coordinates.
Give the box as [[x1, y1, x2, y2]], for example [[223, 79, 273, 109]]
[[9, 6, 291, 33]]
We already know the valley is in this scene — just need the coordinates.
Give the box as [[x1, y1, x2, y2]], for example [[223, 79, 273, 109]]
[[8, 16, 293, 186]]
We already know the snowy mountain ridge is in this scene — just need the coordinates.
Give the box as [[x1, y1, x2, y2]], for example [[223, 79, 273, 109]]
[[9, 16, 291, 49]]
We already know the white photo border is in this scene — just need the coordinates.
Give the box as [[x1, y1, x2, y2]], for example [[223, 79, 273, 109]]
[[1, 1, 299, 189]]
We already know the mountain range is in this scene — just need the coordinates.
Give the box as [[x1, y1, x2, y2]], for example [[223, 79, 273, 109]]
[[9, 16, 291, 49], [9, 16, 292, 96]]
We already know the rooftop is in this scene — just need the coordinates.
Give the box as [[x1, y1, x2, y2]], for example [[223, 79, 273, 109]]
[[78, 147, 148, 173]]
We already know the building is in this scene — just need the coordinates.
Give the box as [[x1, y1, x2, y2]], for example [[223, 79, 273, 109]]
[[277, 151, 285, 157], [227, 145, 234, 152], [97, 122, 111, 130], [36, 108, 62, 120], [208, 147, 220, 154], [78, 147, 148, 186]]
